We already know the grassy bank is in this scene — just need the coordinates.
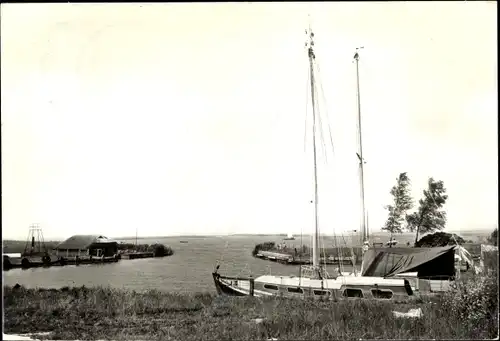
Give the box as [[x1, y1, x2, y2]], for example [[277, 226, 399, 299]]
[[4, 271, 498, 340]]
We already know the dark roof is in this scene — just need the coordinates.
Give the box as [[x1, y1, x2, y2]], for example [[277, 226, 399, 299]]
[[54, 235, 117, 250]]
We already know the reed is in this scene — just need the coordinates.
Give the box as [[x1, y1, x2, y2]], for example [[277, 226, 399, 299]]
[[4, 270, 497, 340]]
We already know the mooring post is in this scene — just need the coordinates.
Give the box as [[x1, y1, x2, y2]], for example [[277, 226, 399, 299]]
[[250, 278, 255, 296]]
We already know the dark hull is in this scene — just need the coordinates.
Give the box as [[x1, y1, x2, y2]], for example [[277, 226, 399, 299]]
[[212, 273, 250, 296]]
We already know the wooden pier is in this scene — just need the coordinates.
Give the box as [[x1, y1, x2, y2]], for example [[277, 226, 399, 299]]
[[3, 254, 119, 270], [256, 250, 358, 265], [120, 252, 154, 259]]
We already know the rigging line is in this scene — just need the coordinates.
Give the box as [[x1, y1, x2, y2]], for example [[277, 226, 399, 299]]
[[314, 60, 336, 155], [218, 240, 229, 266], [320, 235, 328, 283], [338, 233, 346, 285], [332, 232, 340, 275], [315, 93, 329, 163], [304, 58, 311, 153], [339, 233, 346, 275], [312, 62, 330, 163], [311, 61, 328, 161]]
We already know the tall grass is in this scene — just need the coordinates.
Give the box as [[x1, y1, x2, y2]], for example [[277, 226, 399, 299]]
[[4, 269, 498, 340]]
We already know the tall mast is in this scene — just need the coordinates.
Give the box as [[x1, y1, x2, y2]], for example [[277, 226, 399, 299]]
[[354, 47, 368, 244], [306, 25, 320, 268]]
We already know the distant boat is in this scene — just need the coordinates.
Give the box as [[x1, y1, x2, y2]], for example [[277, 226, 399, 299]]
[[283, 233, 295, 240], [180, 241, 188, 244], [212, 23, 414, 301]]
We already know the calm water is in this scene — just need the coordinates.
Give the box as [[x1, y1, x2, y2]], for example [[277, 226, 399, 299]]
[[3, 235, 352, 293]]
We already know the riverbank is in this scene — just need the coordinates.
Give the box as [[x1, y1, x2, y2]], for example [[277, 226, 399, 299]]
[[4, 274, 498, 340]]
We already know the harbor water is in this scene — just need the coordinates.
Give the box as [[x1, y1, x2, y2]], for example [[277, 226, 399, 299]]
[[2, 235, 355, 293]]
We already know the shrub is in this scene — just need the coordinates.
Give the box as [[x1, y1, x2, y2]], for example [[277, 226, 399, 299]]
[[487, 228, 498, 246], [415, 232, 465, 247], [252, 242, 276, 256], [440, 270, 498, 330], [151, 244, 174, 257]]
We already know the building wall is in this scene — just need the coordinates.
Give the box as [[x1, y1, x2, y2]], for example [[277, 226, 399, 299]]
[[88, 243, 118, 257], [54, 249, 89, 257]]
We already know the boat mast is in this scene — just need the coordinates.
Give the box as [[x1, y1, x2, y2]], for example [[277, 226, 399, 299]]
[[306, 25, 320, 268], [354, 47, 368, 244]]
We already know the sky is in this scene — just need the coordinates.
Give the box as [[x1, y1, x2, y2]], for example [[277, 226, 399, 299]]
[[1, 2, 497, 240]]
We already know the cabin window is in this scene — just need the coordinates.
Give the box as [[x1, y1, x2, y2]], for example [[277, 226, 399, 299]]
[[264, 284, 279, 291], [313, 290, 329, 296], [371, 289, 393, 299], [287, 287, 304, 294], [342, 288, 364, 298]]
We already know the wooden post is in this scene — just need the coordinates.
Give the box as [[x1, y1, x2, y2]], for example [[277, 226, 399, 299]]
[[250, 278, 255, 297]]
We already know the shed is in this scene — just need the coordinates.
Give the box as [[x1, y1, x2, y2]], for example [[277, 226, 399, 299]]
[[54, 235, 118, 257]]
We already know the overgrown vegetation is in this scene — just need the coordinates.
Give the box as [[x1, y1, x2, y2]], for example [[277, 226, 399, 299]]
[[488, 228, 498, 246], [440, 266, 498, 336], [4, 270, 498, 340], [251, 242, 276, 256], [415, 232, 465, 248], [383, 172, 414, 239], [118, 242, 174, 256]]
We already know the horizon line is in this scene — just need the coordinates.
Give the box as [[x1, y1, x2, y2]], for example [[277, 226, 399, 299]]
[[3, 229, 493, 242]]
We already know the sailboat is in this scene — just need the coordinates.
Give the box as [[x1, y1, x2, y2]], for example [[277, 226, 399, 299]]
[[283, 233, 295, 241], [212, 25, 414, 301]]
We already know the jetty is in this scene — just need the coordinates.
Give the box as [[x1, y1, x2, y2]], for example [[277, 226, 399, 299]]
[[255, 250, 357, 265], [120, 252, 154, 259]]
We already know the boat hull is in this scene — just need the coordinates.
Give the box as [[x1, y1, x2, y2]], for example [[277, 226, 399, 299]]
[[212, 273, 248, 296], [212, 271, 414, 301]]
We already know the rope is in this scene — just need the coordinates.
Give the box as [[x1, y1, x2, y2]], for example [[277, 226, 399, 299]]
[[339, 233, 348, 275], [312, 72, 328, 162], [314, 59, 336, 156], [304, 58, 310, 153], [217, 240, 229, 269]]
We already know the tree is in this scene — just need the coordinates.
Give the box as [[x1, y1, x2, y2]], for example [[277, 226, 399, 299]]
[[151, 243, 174, 257], [406, 178, 448, 246], [487, 228, 498, 246], [382, 172, 414, 245], [415, 231, 465, 247]]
